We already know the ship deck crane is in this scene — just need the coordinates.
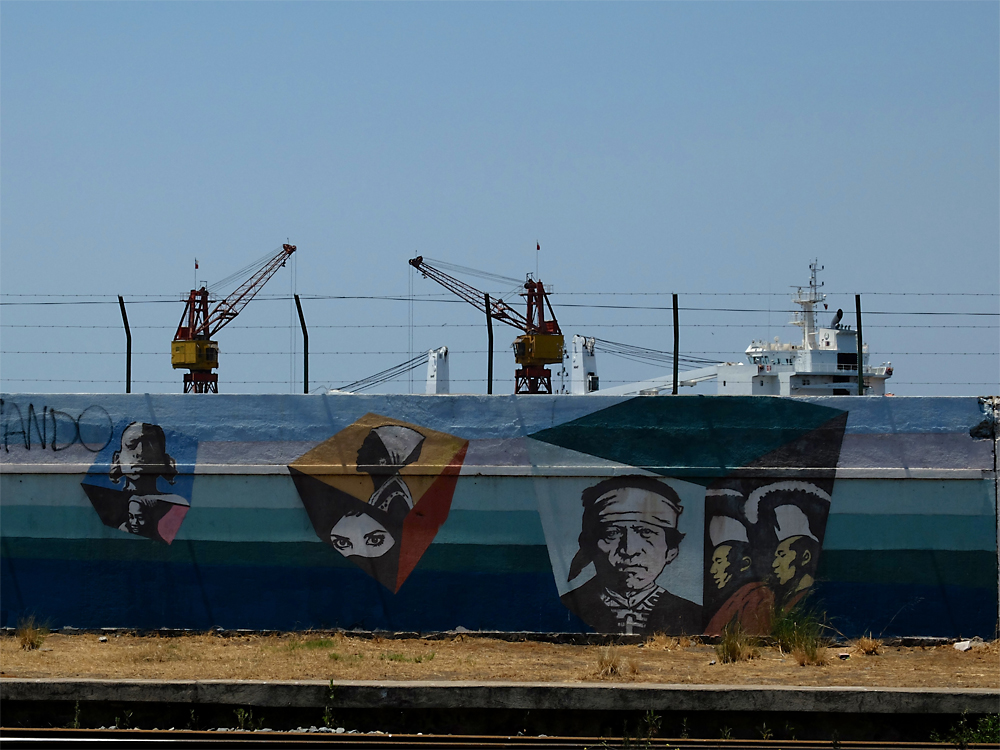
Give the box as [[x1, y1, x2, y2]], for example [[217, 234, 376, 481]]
[[408, 256, 563, 394], [172, 243, 297, 393]]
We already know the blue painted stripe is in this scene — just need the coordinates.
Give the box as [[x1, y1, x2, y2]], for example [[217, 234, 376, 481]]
[[823, 514, 996, 551], [829, 479, 996, 516], [0, 556, 589, 633], [813, 580, 997, 638], [803, 396, 991, 435]]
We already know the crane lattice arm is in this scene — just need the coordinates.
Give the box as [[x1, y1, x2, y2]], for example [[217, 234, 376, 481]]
[[409, 255, 559, 335], [175, 244, 296, 341]]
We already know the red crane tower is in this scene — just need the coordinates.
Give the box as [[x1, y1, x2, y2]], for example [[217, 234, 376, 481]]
[[408, 256, 564, 394], [171, 243, 297, 393]]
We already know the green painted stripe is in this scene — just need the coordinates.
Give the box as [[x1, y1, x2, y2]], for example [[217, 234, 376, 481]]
[[0, 537, 553, 573], [830, 479, 996, 516], [817, 549, 998, 588], [824, 514, 996, 551]]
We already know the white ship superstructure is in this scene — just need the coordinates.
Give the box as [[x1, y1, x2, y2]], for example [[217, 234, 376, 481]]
[[592, 261, 893, 397], [716, 261, 892, 396]]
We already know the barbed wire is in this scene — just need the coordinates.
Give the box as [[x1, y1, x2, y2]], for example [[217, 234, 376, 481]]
[[5, 349, 996, 356], [2, 296, 997, 317], [1, 378, 996, 387], [3, 323, 997, 330]]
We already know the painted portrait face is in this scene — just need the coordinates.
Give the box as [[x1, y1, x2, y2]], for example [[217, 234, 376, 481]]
[[772, 536, 801, 584], [330, 512, 395, 559], [595, 519, 678, 592], [117, 424, 165, 482], [126, 499, 146, 533], [710, 544, 733, 589]]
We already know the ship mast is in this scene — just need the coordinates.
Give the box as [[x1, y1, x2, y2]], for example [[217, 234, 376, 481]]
[[790, 259, 826, 350]]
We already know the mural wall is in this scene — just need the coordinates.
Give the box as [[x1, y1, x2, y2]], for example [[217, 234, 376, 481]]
[[1, 394, 996, 638]]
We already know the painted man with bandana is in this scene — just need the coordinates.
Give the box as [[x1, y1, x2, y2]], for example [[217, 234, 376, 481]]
[[561, 476, 702, 635]]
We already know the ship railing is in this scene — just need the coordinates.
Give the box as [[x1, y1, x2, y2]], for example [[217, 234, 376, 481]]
[[803, 363, 891, 376]]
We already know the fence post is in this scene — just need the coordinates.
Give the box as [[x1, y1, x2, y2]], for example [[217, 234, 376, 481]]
[[118, 296, 131, 394], [485, 293, 494, 395], [294, 294, 308, 394], [672, 293, 679, 395], [855, 294, 864, 395]]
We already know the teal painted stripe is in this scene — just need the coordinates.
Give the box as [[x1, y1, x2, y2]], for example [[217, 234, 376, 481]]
[[451, 477, 540, 512], [830, 479, 996, 516], [824, 514, 996, 551], [0, 506, 318, 542], [0, 537, 553, 573], [817, 550, 997, 588], [0, 504, 546, 546], [0, 475, 92, 508], [435, 510, 546, 545]]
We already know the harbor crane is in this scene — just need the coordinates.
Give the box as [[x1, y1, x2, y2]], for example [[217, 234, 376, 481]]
[[408, 256, 563, 394], [172, 243, 297, 393]]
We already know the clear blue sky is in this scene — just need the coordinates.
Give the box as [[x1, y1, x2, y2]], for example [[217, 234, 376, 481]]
[[2, 2, 997, 396]]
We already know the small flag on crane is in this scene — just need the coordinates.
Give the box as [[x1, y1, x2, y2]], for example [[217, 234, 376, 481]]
[[195, 258, 199, 270], [536, 242, 540, 251]]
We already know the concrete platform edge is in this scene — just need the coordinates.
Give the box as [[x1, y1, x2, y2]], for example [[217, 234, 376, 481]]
[[2, 680, 997, 714]]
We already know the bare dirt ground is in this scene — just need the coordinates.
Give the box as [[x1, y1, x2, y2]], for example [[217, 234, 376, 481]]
[[2, 632, 998, 688]]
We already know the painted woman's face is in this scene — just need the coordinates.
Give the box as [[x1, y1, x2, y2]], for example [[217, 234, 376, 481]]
[[330, 512, 395, 558]]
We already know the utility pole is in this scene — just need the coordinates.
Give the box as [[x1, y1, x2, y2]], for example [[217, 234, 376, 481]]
[[672, 293, 679, 395], [118, 296, 131, 394], [294, 294, 308, 395], [855, 294, 864, 396], [485, 293, 494, 395]]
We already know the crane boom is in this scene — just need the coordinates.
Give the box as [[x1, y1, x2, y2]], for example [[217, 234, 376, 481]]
[[408, 256, 561, 335], [408, 255, 564, 394]]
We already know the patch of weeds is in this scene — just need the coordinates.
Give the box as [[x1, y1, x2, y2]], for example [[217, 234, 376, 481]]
[[931, 711, 1000, 748], [715, 620, 759, 663], [233, 707, 264, 732], [328, 652, 341, 660], [596, 645, 623, 679], [852, 633, 882, 656], [285, 638, 336, 652], [70, 701, 81, 729], [718, 725, 733, 740], [771, 601, 829, 666], [187, 709, 198, 730], [606, 710, 662, 750], [378, 651, 435, 663], [115, 710, 133, 730], [322, 706, 337, 729], [757, 721, 773, 740], [16, 615, 48, 651], [679, 717, 689, 739]]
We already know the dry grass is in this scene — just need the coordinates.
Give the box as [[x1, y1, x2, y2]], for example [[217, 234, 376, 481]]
[[792, 645, 828, 667], [594, 645, 639, 680], [2, 632, 998, 688], [853, 635, 882, 656], [715, 621, 759, 664], [15, 616, 47, 651]]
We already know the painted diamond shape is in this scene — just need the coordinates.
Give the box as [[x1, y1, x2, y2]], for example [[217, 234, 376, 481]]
[[81, 421, 197, 545], [289, 414, 468, 592]]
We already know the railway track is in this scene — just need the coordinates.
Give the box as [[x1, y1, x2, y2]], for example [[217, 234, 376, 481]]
[[0, 728, 984, 749]]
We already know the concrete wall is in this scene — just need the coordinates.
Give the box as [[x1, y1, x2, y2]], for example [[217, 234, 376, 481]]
[[1, 394, 996, 637]]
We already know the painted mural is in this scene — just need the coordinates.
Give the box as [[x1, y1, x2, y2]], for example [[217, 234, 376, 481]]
[[81, 422, 196, 545], [289, 414, 468, 592], [1, 394, 996, 637]]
